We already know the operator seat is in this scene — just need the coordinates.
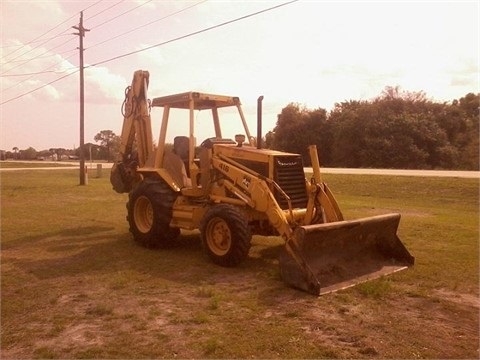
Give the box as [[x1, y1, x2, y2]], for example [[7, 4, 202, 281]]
[[163, 136, 191, 188]]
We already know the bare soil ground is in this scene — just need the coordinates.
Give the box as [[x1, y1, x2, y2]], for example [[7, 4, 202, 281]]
[[1, 228, 478, 359]]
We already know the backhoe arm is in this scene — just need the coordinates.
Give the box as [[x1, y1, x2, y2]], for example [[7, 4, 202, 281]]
[[118, 70, 153, 166], [111, 70, 154, 193]]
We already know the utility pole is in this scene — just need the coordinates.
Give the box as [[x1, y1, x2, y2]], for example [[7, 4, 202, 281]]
[[73, 12, 89, 185]]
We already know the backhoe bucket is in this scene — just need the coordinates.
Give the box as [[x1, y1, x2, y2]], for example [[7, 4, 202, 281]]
[[279, 213, 414, 295]]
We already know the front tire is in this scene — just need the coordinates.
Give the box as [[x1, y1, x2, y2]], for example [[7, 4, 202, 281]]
[[200, 204, 252, 267], [127, 178, 179, 248]]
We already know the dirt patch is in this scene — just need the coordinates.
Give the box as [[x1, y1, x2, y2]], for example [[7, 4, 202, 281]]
[[1, 230, 478, 359], [433, 288, 479, 308], [300, 290, 479, 359]]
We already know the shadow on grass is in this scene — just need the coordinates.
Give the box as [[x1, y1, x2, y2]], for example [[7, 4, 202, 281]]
[[2, 225, 115, 250], [9, 229, 288, 291]]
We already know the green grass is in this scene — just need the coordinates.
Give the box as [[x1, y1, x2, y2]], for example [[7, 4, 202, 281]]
[[326, 175, 479, 294], [1, 169, 478, 359]]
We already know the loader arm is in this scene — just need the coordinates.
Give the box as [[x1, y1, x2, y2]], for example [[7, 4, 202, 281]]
[[212, 146, 414, 295], [211, 153, 323, 293], [111, 70, 154, 193], [304, 144, 344, 224]]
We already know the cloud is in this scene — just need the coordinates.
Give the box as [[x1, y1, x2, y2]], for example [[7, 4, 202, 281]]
[[84, 66, 127, 104], [447, 59, 479, 93], [40, 83, 61, 101], [2, 1, 66, 42], [136, 44, 166, 67], [450, 76, 475, 88]]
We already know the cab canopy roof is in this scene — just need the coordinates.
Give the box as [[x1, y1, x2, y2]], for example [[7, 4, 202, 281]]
[[151, 92, 241, 110]]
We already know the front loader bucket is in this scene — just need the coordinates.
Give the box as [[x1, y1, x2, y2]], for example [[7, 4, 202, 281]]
[[279, 213, 414, 295]]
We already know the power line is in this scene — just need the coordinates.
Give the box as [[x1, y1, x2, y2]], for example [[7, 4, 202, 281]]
[[0, 70, 78, 106], [81, 0, 106, 14], [1, 0, 103, 62], [0, 1, 106, 102], [0, 34, 72, 50], [2, 16, 77, 60], [2, 29, 75, 68], [89, 0, 154, 30], [0, 0, 300, 106], [1, 68, 76, 78], [85, 0, 127, 22], [1, 0, 204, 77], [90, 0, 299, 67], [1, 37, 77, 75], [1, 52, 78, 92], [1, 0, 202, 78], [2, 70, 61, 77], [86, 0, 208, 51], [1, 47, 77, 65], [0, 2, 111, 72]]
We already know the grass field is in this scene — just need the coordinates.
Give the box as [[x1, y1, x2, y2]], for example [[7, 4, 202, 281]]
[[1, 169, 478, 359]]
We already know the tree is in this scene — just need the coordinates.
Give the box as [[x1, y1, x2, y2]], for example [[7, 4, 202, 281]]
[[328, 100, 367, 167], [253, 88, 477, 170], [453, 93, 479, 169], [272, 103, 307, 154], [322, 90, 457, 169], [457, 92, 479, 118], [12, 147, 18, 160], [49, 148, 67, 161], [21, 147, 37, 160], [94, 130, 118, 162], [264, 131, 275, 149], [271, 103, 328, 165]]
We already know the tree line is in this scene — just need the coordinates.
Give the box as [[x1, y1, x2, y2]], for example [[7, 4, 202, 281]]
[[2, 88, 478, 170], [2, 130, 119, 162], [266, 88, 479, 170]]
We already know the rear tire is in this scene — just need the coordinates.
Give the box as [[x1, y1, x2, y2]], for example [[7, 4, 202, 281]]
[[200, 204, 251, 267], [127, 178, 179, 248]]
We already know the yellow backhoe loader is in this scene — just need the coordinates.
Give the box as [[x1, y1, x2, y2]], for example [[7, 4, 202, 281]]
[[111, 70, 414, 295]]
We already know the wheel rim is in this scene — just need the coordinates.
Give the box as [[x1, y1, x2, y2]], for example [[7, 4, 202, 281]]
[[134, 195, 153, 233], [206, 217, 231, 256]]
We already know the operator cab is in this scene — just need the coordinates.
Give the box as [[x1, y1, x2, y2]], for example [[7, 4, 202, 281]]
[[150, 92, 254, 193]]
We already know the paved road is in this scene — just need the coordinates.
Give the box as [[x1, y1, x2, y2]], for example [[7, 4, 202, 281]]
[[305, 167, 480, 179], [0, 161, 114, 172], [1, 161, 479, 178]]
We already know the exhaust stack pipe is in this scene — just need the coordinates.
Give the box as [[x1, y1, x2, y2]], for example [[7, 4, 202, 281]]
[[257, 95, 264, 149]]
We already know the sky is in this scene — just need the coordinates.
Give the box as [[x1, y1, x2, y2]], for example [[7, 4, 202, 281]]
[[0, 0, 479, 152]]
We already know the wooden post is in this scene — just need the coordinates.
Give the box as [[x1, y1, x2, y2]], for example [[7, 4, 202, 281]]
[[73, 12, 89, 185]]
